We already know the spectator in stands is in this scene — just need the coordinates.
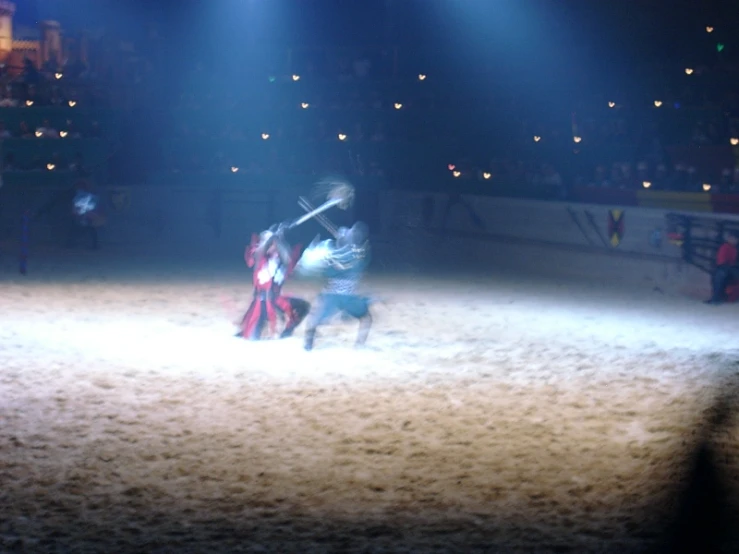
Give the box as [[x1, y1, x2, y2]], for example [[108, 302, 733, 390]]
[[18, 121, 33, 139], [669, 164, 688, 190], [29, 155, 43, 171], [43, 52, 60, 74], [3, 152, 16, 171], [0, 91, 17, 107], [22, 58, 39, 86], [352, 122, 366, 142], [24, 84, 40, 106], [609, 163, 624, 188], [655, 164, 668, 188], [691, 123, 710, 145], [65, 57, 89, 80], [370, 123, 385, 142], [719, 169, 733, 192], [592, 165, 609, 188], [49, 88, 66, 107], [353, 53, 371, 79], [621, 163, 635, 189], [66, 121, 82, 139], [636, 162, 649, 184], [37, 119, 59, 139], [646, 138, 669, 169], [540, 164, 565, 199], [0, 121, 11, 139], [51, 152, 66, 171], [686, 166, 699, 191], [705, 231, 739, 305]]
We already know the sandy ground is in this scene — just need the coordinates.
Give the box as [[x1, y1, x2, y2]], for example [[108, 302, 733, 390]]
[[2, 249, 739, 553]]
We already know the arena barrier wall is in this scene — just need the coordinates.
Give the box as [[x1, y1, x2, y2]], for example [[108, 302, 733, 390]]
[[3, 183, 738, 296], [373, 191, 739, 296], [0, 184, 358, 257]]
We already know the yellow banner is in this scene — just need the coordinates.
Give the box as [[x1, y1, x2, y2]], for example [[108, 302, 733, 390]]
[[608, 209, 624, 247], [636, 191, 712, 212]]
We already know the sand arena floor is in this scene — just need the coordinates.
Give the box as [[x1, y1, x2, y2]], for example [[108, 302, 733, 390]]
[[2, 251, 739, 553]]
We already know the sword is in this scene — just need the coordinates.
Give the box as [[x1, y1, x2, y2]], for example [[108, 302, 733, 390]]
[[298, 196, 339, 237], [288, 197, 344, 229], [286, 181, 354, 231]]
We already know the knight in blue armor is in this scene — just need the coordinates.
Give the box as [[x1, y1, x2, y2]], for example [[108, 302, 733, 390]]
[[302, 221, 373, 351]]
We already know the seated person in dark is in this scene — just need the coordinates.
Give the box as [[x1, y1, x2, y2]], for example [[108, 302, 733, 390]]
[[705, 231, 739, 304]]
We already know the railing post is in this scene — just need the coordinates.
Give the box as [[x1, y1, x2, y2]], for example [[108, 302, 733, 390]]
[[683, 218, 693, 266], [19, 210, 29, 275]]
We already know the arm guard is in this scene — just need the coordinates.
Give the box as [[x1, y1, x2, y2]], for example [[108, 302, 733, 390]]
[[245, 233, 260, 268], [274, 237, 293, 268], [327, 242, 370, 272], [287, 244, 302, 276]]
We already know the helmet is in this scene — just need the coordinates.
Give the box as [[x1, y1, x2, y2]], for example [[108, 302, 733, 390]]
[[349, 221, 369, 245], [336, 227, 351, 247]]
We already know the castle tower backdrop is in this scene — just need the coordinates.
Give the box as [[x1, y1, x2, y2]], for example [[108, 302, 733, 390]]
[[0, 0, 15, 61]]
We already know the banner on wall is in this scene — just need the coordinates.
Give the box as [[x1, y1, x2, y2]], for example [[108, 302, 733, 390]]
[[608, 209, 625, 247]]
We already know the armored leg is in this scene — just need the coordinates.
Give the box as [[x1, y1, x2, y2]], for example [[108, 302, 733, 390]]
[[280, 298, 311, 338], [356, 312, 372, 347], [304, 327, 317, 351]]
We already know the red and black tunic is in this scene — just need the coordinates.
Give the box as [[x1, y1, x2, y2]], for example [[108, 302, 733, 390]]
[[238, 235, 310, 340]]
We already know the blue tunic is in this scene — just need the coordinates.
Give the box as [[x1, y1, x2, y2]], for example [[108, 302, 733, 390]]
[[323, 243, 370, 295]]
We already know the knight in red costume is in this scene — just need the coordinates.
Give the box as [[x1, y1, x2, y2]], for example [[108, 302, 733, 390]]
[[237, 225, 311, 339]]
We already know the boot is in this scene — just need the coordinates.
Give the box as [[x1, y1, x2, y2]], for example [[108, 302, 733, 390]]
[[304, 328, 316, 351], [355, 314, 372, 347], [281, 302, 310, 339]]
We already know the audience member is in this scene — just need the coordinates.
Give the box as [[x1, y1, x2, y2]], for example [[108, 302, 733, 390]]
[[705, 231, 739, 305]]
